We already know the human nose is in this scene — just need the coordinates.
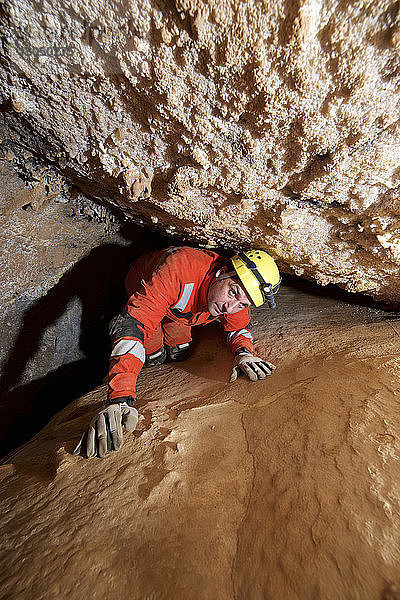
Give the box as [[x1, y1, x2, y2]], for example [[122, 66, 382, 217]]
[[226, 299, 241, 314]]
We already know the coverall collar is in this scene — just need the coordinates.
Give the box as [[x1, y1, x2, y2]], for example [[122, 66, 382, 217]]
[[195, 259, 225, 314]]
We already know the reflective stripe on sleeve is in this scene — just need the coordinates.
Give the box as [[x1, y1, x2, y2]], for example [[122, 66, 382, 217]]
[[172, 282, 195, 311], [111, 339, 145, 363], [227, 329, 253, 343]]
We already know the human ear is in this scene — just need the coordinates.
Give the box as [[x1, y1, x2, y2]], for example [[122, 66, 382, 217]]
[[215, 266, 228, 279]]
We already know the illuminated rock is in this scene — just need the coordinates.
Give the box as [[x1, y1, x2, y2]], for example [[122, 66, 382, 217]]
[[1, 0, 400, 302]]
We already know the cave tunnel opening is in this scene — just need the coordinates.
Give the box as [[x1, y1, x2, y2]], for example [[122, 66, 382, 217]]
[[0, 151, 397, 460], [0, 219, 173, 458]]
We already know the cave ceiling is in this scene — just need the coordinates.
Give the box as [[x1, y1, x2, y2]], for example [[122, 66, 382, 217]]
[[1, 0, 400, 303]]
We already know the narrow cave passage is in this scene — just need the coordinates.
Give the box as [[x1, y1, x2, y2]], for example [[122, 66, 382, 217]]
[[1, 153, 400, 600], [0, 148, 397, 462], [0, 155, 176, 458]]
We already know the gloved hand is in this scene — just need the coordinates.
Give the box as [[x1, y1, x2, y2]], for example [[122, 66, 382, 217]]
[[229, 353, 276, 382], [74, 402, 138, 459]]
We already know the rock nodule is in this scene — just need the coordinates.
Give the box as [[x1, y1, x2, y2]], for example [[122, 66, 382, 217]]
[[1, 1, 400, 303]]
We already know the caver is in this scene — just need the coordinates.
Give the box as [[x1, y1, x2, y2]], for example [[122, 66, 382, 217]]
[[75, 246, 281, 458]]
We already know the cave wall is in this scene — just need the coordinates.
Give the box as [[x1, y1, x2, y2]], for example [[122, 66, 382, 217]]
[[0, 148, 165, 457], [1, 0, 400, 304]]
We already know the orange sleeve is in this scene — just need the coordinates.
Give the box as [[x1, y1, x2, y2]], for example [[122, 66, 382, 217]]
[[108, 352, 144, 402], [219, 308, 253, 355], [107, 249, 194, 402]]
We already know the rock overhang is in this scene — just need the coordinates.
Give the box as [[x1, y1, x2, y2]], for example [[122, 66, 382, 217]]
[[1, 0, 400, 303]]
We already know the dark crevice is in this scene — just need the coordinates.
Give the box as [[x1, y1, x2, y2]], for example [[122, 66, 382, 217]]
[[0, 215, 177, 459]]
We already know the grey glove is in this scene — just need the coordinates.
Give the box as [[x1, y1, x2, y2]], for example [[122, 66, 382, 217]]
[[74, 402, 138, 459], [230, 353, 276, 382]]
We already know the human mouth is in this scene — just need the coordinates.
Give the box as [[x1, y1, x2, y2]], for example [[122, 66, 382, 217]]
[[215, 303, 226, 315]]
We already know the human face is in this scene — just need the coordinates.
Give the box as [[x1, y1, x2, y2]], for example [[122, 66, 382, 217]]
[[207, 268, 252, 316]]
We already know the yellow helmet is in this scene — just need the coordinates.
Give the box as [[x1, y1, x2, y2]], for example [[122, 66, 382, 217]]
[[231, 250, 281, 308]]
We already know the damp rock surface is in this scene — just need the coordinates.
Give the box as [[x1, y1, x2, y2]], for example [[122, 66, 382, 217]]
[[1, 1, 400, 303], [1, 286, 399, 599]]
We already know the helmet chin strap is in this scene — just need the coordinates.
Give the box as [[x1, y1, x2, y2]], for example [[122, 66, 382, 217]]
[[218, 270, 237, 280], [218, 262, 280, 308]]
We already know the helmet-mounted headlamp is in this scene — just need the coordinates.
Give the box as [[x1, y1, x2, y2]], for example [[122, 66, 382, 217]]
[[237, 253, 281, 309]]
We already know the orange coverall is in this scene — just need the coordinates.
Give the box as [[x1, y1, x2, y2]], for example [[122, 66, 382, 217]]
[[108, 246, 254, 403]]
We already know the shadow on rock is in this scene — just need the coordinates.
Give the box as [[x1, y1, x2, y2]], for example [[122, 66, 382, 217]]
[[0, 224, 169, 459]]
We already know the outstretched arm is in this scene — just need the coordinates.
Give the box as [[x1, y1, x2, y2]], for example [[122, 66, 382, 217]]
[[221, 310, 276, 382], [75, 250, 188, 458]]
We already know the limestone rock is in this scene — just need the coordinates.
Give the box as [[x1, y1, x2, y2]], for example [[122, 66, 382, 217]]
[[1, 286, 400, 599], [0, 150, 161, 457], [1, 1, 400, 303]]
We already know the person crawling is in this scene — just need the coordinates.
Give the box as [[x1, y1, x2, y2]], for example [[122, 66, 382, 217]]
[[75, 245, 281, 458]]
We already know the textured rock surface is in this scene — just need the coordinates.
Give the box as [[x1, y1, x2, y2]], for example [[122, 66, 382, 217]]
[[0, 150, 162, 457], [1, 286, 400, 599], [1, 1, 400, 303]]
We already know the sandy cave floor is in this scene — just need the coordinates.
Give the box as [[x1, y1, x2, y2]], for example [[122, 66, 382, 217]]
[[1, 284, 400, 600]]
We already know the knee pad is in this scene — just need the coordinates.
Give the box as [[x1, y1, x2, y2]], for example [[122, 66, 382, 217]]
[[108, 312, 145, 345], [166, 342, 193, 362]]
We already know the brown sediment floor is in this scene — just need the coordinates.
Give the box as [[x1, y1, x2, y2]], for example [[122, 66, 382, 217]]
[[0, 285, 400, 600]]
